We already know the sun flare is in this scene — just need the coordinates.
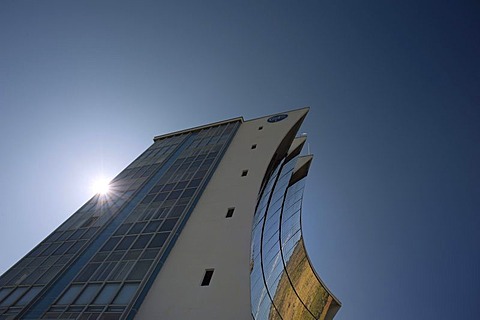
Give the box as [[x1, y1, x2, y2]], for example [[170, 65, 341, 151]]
[[91, 177, 111, 195]]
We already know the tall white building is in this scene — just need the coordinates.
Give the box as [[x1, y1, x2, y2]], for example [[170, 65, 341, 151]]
[[0, 108, 340, 320]]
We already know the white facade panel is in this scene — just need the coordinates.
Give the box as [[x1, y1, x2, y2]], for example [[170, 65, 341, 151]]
[[135, 108, 309, 319]]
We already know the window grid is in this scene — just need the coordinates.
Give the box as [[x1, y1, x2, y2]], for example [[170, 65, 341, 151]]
[[0, 132, 191, 318], [33, 121, 239, 319]]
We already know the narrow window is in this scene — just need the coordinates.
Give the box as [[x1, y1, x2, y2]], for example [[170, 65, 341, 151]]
[[201, 269, 214, 286], [258, 126, 263, 130], [251, 144, 257, 149], [241, 170, 248, 177], [226, 208, 235, 218]]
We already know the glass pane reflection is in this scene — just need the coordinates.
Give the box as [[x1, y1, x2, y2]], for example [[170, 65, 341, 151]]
[[251, 154, 339, 320]]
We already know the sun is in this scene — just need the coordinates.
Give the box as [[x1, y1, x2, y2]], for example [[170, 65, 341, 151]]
[[91, 176, 111, 195]]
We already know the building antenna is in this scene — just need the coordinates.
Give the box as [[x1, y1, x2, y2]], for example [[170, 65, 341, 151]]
[[307, 143, 311, 155]]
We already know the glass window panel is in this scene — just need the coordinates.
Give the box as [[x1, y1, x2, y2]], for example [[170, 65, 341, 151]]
[[57, 285, 83, 305], [158, 219, 178, 232], [41, 243, 61, 256], [152, 192, 168, 203], [28, 256, 46, 267], [252, 289, 270, 320], [100, 237, 121, 252], [67, 240, 87, 254], [74, 284, 101, 305], [47, 231, 63, 243], [273, 280, 316, 320], [123, 250, 142, 260], [131, 234, 153, 250], [0, 287, 28, 306], [187, 178, 202, 188], [166, 190, 181, 200], [91, 262, 115, 281], [68, 229, 86, 241], [168, 205, 186, 218], [107, 262, 126, 281], [44, 255, 60, 266], [174, 181, 188, 190], [112, 283, 139, 305], [75, 263, 100, 282], [194, 170, 207, 179], [162, 183, 175, 192], [114, 224, 132, 236], [111, 261, 134, 281], [127, 260, 153, 280], [190, 160, 203, 168], [0, 288, 14, 303], [53, 242, 74, 255], [207, 151, 218, 159], [140, 207, 157, 221], [81, 227, 99, 239], [149, 185, 163, 194], [144, 220, 161, 233], [36, 265, 61, 284], [140, 194, 155, 204], [92, 252, 109, 263], [148, 233, 169, 248], [128, 222, 146, 235], [21, 267, 46, 285], [116, 236, 136, 250], [93, 284, 120, 305], [283, 233, 302, 262], [55, 254, 73, 266], [180, 188, 196, 198], [58, 230, 74, 241], [153, 208, 168, 219], [106, 252, 124, 262], [140, 249, 158, 260], [7, 268, 30, 286], [178, 163, 190, 171]]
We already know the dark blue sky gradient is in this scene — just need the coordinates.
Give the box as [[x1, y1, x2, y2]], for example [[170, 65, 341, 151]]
[[1, 1, 479, 319]]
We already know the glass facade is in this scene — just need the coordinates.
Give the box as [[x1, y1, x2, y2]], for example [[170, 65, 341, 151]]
[[250, 153, 340, 320], [0, 121, 239, 320]]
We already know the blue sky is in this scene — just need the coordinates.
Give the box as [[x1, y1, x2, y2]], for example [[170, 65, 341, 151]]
[[0, 1, 479, 319]]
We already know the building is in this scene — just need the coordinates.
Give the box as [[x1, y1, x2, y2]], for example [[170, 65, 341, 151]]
[[0, 108, 341, 320]]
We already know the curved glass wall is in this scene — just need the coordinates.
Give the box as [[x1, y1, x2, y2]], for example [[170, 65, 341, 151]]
[[250, 154, 340, 320]]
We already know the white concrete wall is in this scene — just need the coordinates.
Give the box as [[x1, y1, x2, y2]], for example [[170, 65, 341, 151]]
[[135, 108, 309, 320]]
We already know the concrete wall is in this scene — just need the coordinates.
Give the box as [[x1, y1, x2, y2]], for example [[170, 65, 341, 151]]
[[135, 108, 309, 319]]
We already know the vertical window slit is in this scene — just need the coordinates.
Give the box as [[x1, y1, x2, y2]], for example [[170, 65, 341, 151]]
[[201, 269, 214, 286], [226, 208, 235, 218]]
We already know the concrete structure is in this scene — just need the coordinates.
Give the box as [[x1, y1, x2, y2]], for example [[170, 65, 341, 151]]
[[0, 108, 340, 319]]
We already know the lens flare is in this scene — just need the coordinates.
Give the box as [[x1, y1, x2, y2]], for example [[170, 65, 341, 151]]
[[91, 177, 110, 195]]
